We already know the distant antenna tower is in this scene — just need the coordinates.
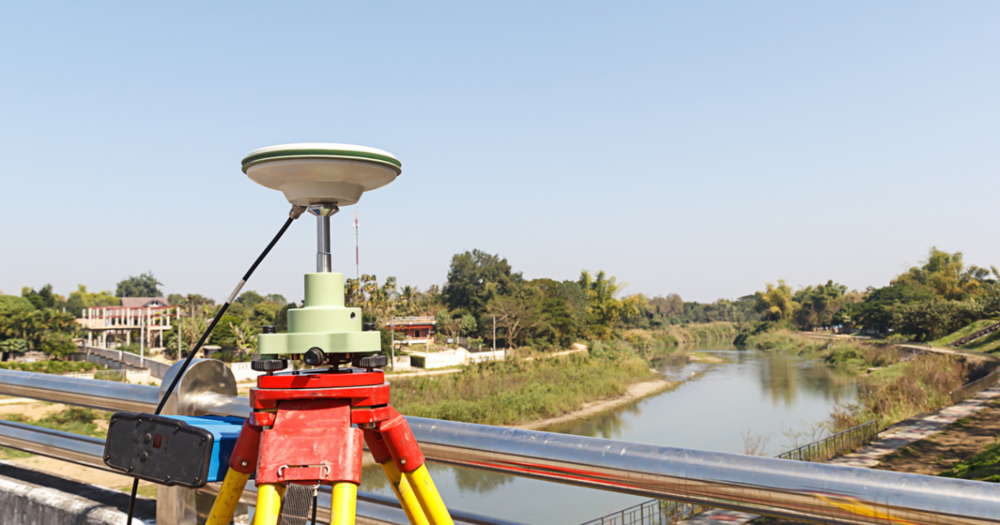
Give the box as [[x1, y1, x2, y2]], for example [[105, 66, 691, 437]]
[[354, 210, 359, 280]]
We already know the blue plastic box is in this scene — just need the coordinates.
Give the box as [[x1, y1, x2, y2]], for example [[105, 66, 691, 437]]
[[170, 416, 246, 483]]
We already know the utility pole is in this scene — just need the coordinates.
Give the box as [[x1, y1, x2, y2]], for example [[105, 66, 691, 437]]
[[354, 211, 359, 280], [389, 320, 395, 372], [492, 315, 507, 360], [177, 306, 182, 362]]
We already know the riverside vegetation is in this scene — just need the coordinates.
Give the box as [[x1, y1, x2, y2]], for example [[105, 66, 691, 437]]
[[738, 329, 974, 431], [391, 325, 736, 426]]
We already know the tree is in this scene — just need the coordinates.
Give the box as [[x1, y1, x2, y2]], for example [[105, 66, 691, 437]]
[[265, 294, 288, 306], [116, 271, 163, 297], [528, 279, 582, 348], [649, 294, 684, 318], [65, 285, 120, 316], [842, 283, 935, 334], [485, 295, 538, 348], [22, 285, 56, 310], [753, 281, 798, 321], [40, 332, 77, 359], [399, 285, 417, 316], [0, 295, 35, 317], [0, 338, 28, 357], [209, 314, 243, 348], [0, 308, 76, 354], [434, 309, 460, 339], [579, 270, 626, 339], [895, 299, 982, 341], [346, 274, 399, 326], [236, 291, 267, 309], [892, 247, 979, 301], [792, 280, 851, 330], [443, 250, 521, 322]]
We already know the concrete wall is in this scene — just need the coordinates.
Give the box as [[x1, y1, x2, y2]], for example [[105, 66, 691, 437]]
[[408, 348, 506, 369], [0, 462, 155, 525]]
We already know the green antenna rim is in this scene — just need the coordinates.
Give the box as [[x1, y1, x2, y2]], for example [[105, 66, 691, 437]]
[[241, 145, 402, 173]]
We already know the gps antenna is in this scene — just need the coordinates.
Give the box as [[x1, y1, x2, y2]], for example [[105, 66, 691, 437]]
[[124, 204, 306, 525]]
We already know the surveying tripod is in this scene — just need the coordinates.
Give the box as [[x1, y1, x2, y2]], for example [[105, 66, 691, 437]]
[[104, 144, 438, 525], [206, 359, 452, 525]]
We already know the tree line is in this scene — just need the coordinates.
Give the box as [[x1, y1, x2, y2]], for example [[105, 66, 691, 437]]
[[747, 247, 1000, 341]]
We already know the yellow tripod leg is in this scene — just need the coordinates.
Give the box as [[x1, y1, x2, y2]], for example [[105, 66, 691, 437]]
[[403, 465, 454, 525], [207, 468, 251, 525], [382, 462, 430, 525], [253, 483, 286, 525], [330, 482, 358, 525]]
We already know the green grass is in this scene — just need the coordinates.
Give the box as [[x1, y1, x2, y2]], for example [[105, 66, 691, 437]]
[[390, 341, 658, 426], [118, 484, 159, 499], [867, 362, 909, 380], [930, 319, 1000, 347], [0, 361, 102, 374], [939, 438, 1000, 482], [960, 329, 1000, 354], [0, 447, 33, 459], [1, 406, 109, 438]]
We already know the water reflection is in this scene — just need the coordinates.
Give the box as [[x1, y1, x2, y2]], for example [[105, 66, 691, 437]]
[[361, 349, 857, 525], [753, 351, 855, 406]]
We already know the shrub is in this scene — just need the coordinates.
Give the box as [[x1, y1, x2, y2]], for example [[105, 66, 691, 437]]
[[0, 361, 98, 374], [0, 338, 29, 354], [844, 353, 968, 428]]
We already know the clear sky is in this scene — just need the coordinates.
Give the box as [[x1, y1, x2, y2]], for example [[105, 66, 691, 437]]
[[2, 2, 999, 304]]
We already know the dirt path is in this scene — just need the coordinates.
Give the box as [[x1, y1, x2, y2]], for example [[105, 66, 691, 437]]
[[516, 379, 674, 430], [874, 398, 1000, 476], [0, 401, 67, 419], [801, 332, 994, 362], [523, 343, 589, 362]]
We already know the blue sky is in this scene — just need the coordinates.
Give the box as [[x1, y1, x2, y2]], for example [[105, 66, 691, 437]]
[[2, 2, 999, 304]]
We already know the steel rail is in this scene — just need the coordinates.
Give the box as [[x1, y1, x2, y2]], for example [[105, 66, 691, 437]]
[[0, 418, 520, 525], [4, 370, 1000, 524], [0, 368, 160, 413]]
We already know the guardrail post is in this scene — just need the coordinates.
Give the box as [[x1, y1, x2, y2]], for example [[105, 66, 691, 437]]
[[156, 359, 238, 525]]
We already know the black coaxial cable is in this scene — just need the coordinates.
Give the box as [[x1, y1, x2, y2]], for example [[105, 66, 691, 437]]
[[125, 206, 305, 525]]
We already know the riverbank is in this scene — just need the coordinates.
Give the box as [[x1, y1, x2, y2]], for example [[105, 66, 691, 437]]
[[737, 329, 978, 430], [389, 341, 661, 426], [517, 378, 675, 430]]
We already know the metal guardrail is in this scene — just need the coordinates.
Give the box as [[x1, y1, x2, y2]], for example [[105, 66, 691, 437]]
[[777, 419, 879, 462], [82, 344, 173, 378], [1, 363, 1000, 525], [950, 367, 1000, 404], [585, 419, 880, 525], [0, 418, 515, 525]]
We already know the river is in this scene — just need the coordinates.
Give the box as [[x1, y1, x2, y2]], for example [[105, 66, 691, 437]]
[[360, 348, 857, 524]]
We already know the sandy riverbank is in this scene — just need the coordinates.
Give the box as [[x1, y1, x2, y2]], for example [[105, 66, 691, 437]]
[[516, 378, 675, 430]]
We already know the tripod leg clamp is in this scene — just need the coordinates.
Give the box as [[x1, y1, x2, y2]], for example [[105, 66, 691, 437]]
[[379, 408, 425, 473]]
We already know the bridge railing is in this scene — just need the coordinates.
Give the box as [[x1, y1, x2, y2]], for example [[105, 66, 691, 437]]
[[777, 419, 879, 462], [80, 344, 173, 378], [580, 498, 707, 525], [0, 362, 998, 525], [585, 419, 880, 525]]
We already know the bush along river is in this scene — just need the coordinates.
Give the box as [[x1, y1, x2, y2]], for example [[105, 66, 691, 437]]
[[359, 346, 858, 525]]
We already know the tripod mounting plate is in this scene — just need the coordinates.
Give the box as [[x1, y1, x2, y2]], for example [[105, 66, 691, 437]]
[[242, 143, 401, 207]]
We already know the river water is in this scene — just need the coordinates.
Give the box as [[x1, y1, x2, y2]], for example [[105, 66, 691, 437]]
[[360, 348, 857, 525]]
